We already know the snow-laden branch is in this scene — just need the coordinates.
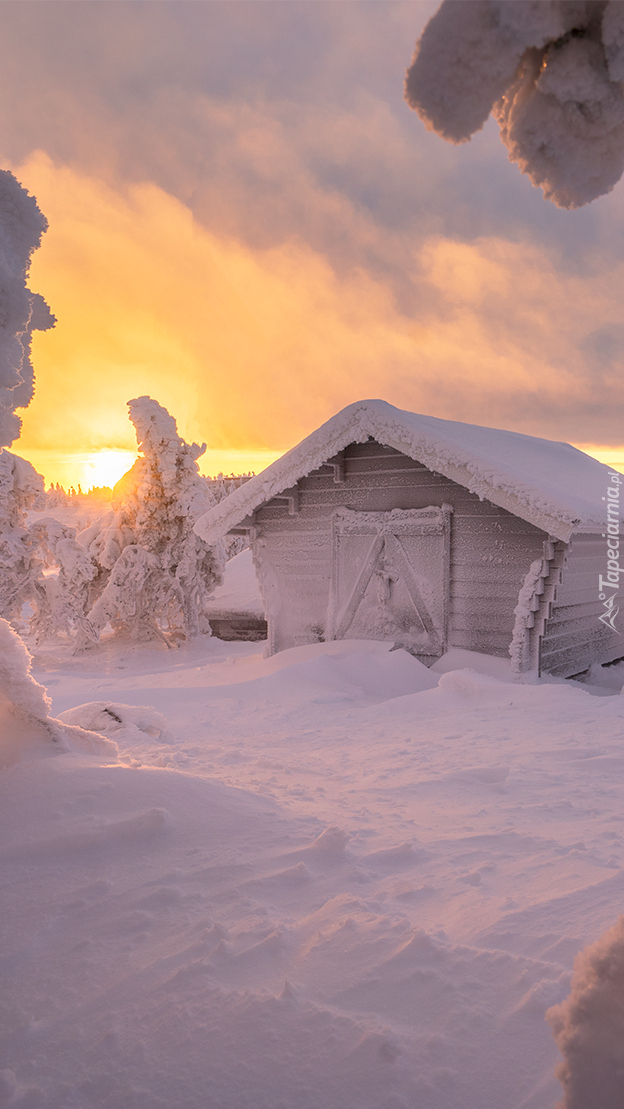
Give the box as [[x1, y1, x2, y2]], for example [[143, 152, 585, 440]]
[[547, 915, 624, 1106], [405, 0, 624, 208]]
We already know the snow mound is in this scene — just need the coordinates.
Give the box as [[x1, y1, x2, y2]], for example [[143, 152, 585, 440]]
[[405, 0, 624, 208], [59, 701, 174, 745], [309, 825, 350, 856], [437, 668, 511, 698], [202, 639, 440, 709], [0, 618, 115, 764], [430, 647, 512, 681]]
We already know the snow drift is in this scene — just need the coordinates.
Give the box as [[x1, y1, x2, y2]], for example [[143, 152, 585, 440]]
[[547, 915, 624, 1108], [0, 617, 116, 763], [405, 0, 624, 208]]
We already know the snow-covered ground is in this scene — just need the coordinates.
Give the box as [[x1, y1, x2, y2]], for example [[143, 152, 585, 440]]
[[2, 631, 624, 1108]]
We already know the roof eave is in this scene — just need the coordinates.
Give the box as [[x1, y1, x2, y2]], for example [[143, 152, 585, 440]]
[[194, 403, 587, 546]]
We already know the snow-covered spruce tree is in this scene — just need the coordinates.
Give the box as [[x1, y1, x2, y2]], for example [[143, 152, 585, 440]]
[[80, 397, 225, 646], [0, 170, 55, 631], [0, 169, 55, 449]]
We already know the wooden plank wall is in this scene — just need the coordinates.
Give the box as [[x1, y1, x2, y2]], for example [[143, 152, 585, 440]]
[[253, 440, 547, 655], [540, 534, 624, 676]]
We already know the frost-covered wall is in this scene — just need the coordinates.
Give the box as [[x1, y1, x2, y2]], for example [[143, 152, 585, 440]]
[[251, 440, 547, 658], [540, 534, 623, 676], [405, 0, 624, 208], [0, 169, 55, 447]]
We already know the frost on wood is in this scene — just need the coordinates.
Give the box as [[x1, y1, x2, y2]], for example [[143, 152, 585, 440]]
[[0, 170, 55, 447], [547, 915, 624, 1108], [405, 1, 624, 208], [509, 557, 545, 675], [80, 397, 225, 646]]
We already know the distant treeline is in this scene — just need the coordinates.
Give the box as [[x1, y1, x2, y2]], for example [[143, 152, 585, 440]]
[[45, 472, 254, 507]]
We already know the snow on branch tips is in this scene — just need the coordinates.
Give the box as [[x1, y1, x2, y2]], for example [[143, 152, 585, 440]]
[[0, 445, 49, 632], [405, 1, 624, 208], [547, 916, 624, 1108], [80, 396, 225, 647], [0, 170, 55, 447]]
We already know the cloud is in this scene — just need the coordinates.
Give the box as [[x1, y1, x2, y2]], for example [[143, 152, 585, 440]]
[[13, 152, 624, 462], [547, 915, 624, 1108], [406, 0, 624, 208], [1, 1, 624, 462]]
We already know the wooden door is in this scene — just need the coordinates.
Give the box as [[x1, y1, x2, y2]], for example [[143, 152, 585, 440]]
[[327, 506, 450, 662]]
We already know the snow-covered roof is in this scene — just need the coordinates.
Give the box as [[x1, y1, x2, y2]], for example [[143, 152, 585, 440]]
[[194, 400, 622, 545]]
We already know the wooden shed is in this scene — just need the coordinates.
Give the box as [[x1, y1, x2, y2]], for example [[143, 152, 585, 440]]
[[195, 401, 624, 679]]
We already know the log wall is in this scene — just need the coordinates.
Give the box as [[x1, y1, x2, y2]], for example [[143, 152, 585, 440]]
[[252, 439, 548, 656], [540, 534, 624, 676]]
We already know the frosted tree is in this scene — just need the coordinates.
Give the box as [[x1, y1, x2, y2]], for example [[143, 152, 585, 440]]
[[0, 169, 55, 448], [80, 396, 225, 646], [0, 615, 66, 748], [0, 447, 49, 629], [0, 170, 55, 632], [27, 518, 98, 645], [405, 1, 624, 208]]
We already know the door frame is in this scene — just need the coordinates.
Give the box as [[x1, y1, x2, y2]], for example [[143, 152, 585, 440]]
[[326, 504, 452, 656]]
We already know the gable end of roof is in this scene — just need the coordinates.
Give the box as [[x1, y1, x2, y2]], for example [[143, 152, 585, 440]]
[[195, 400, 618, 546]]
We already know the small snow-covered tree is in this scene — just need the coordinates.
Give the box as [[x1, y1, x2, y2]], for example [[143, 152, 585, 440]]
[[80, 396, 225, 645], [27, 518, 98, 645]]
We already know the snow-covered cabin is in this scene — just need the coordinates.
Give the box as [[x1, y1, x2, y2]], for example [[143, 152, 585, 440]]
[[195, 401, 624, 679]]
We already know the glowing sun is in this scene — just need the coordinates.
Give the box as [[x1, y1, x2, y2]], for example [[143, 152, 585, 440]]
[[80, 449, 138, 490]]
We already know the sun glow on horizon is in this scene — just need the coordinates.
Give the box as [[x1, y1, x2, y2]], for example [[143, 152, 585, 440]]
[[574, 445, 624, 476], [12, 153, 624, 485], [19, 448, 138, 492], [81, 449, 139, 490], [17, 445, 285, 491]]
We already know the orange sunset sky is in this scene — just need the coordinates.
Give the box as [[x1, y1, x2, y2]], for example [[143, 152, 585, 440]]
[[3, 1, 624, 488]]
